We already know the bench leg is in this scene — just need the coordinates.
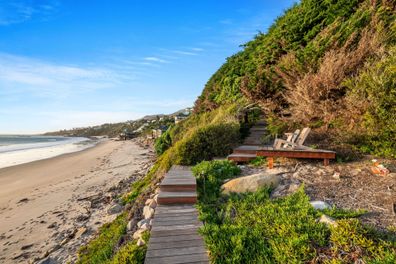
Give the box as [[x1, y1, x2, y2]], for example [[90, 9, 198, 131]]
[[323, 159, 329, 166], [268, 157, 274, 169]]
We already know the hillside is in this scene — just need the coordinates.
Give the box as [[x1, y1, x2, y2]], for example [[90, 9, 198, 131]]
[[196, 0, 395, 158]]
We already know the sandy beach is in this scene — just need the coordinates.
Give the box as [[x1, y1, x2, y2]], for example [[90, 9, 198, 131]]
[[0, 139, 155, 263]]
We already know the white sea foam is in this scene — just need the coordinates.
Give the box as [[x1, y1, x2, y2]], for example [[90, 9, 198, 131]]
[[0, 137, 97, 169]]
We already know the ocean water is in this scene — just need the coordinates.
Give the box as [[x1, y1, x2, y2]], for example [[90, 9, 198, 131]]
[[0, 135, 97, 169]]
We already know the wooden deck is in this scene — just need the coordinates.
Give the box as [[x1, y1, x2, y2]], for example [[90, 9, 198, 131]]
[[145, 166, 209, 264], [228, 145, 336, 168]]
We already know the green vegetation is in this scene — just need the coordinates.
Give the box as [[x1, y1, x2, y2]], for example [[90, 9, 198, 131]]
[[77, 213, 128, 263], [195, 0, 396, 157], [192, 160, 396, 263]]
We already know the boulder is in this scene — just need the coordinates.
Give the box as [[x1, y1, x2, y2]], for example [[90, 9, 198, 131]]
[[107, 203, 123, 215], [148, 199, 157, 209], [319, 214, 337, 227], [221, 172, 281, 194], [143, 206, 154, 219], [137, 219, 150, 228], [310, 201, 331, 210], [153, 194, 159, 203]]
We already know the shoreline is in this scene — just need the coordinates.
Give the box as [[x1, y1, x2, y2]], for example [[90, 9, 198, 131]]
[[0, 137, 98, 170], [0, 138, 155, 263]]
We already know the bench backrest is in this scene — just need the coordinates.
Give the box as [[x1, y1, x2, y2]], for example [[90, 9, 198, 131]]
[[296, 127, 311, 146]]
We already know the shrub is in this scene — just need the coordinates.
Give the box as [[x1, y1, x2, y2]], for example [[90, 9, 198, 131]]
[[154, 129, 172, 155], [176, 123, 240, 165]]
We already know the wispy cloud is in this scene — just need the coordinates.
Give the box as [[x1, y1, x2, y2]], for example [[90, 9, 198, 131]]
[[144, 56, 169, 63], [0, 0, 59, 26], [190, 47, 204, 52], [171, 50, 198, 56], [0, 52, 135, 98]]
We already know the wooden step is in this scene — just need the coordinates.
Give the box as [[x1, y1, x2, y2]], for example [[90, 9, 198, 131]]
[[160, 178, 196, 192], [233, 145, 262, 154], [157, 191, 197, 205], [250, 127, 267, 132], [228, 153, 257, 162]]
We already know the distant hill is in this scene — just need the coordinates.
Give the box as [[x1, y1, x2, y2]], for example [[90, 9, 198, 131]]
[[44, 107, 192, 138]]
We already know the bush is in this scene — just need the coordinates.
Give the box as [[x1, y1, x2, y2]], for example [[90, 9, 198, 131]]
[[176, 123, 240, 165], [154, 129, 172, 155]]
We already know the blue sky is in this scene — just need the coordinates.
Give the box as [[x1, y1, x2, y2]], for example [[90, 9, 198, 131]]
[[0, 0, 296, 133]]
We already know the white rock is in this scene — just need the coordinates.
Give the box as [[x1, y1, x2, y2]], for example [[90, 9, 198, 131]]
[[107, 203, 123, 215], [310, 201, 331, 210], [221, 172, 281, 194], [319, 214, 337, 227], [137, 219, 149, 228], [136, 238, 145, 246], [332, 172, 340, 180], [132, 229, 146, 240], [143, 206, 155, 219]]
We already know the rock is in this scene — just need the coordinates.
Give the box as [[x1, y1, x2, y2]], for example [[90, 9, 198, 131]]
[[153, 194, 159, 203], [20, 244, 33, 250], [136, 238, 145, 246], [288, 183, 300, 193], [76, 213, 90, 222], [140, 223, 150, 230], [127, 220, 134, 231], [137, 219, 150, 228], [319, 214, 337, 227], [107, 203, 123, 215], [37, 257, 58, 264], [148, 199, 157, 209], [60, 238, 69, 246], [145, 199, 153, 206], [47, 222, 57, 229], [143, 206, 154, 219], [74, 227, 87, 239], [310, 201, 331, 210], [332, 172, 340, 180], [132, 229, 146, 240], [221, 172, 281, 194]]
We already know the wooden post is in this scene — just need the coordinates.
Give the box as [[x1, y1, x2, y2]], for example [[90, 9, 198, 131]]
[[268, 157, 274, 169], [323, 158, 329, 166]]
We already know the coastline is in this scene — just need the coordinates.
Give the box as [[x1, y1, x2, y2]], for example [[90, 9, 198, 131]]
[[0, 138, 155, 263], [0, 137, 98, 170]]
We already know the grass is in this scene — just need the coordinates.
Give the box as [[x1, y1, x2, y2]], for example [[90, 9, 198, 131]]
[[77, 213, 128, 264], [192, 160, 396, 263]]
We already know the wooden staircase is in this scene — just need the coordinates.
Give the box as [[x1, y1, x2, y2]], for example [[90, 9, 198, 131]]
[[228, 119, 267, 163], [145, 166, 209, 263], [157, 166, 197, 205]]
